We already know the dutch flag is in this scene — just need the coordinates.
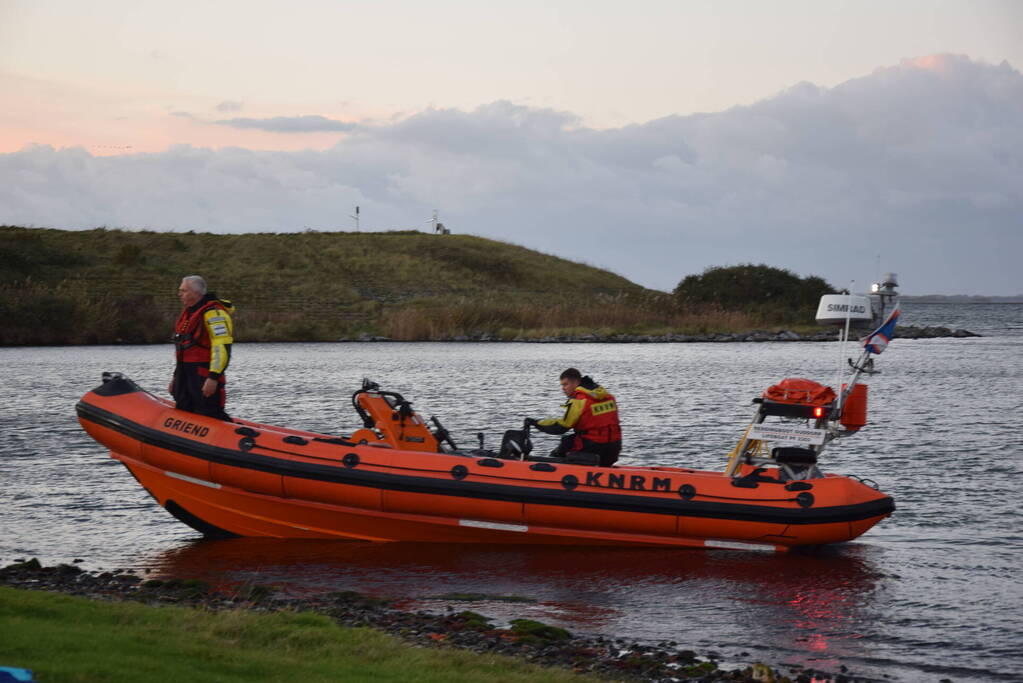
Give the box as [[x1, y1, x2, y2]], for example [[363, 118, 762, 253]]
[[862, 305, 901, 354]]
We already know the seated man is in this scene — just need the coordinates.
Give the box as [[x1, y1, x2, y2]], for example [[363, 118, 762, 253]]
[[526, 368, 621, 466]]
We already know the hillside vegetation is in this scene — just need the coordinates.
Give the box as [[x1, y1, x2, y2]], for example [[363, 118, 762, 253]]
[[674, 264, 835, 318], [1, 226, 830, 345]]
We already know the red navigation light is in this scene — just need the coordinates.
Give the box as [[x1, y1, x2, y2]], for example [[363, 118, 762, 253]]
[[813, 406, 825, 419]]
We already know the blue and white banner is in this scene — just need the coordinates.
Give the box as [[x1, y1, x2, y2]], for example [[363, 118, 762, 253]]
[[862, 305, 901, 354]]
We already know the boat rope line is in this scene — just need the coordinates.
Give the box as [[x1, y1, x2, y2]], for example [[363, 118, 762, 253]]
[[76, 401, 894, 525], [87, 386, 823, 504], [251, 435, 795, 503], [246, 439, 798, 504]]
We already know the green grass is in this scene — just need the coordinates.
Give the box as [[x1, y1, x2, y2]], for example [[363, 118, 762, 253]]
[[0, 586, 593, 682], [0, 225, 820, 344]]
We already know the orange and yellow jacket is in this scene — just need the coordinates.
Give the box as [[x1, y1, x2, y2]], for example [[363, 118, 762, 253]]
[[173, 294, 235, 379], [535, 377, 622, 450]]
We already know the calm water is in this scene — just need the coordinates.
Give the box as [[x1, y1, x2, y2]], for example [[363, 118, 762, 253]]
[[899, 301, 1023, 336], [2, 304, 1021, 681]]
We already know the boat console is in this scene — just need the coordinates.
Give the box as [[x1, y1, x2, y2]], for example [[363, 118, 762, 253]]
[[348, 378, 605, 468]]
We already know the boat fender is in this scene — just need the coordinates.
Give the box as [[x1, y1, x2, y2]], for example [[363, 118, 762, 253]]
[[784, 481, 813, 491], [342, 453, 359, 468], [796, 492, 815, 508], [840, 383, 869, 431], [529, 463, 557, 472], [235, 426, 259, 437], [451, 465, 469, 480], [478, 458, 504, 468], [678, 484, 696, 500], [238, 436, 255, 451], [283, 435, 308, 446], [561, 474, 579, 490]]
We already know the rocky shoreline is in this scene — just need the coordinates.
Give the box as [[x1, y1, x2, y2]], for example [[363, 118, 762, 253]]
[[3, 558, 873, 683], [344, 325, 981, 343]]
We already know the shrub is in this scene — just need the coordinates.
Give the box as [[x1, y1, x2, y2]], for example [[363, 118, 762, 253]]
[[674, 264, 835, 319]]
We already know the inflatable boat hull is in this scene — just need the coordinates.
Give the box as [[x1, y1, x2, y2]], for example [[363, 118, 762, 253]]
[[76, 378, 894, 552]]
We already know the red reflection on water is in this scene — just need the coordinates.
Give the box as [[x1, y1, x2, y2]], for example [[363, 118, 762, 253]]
[[139, 538, 884, 665]]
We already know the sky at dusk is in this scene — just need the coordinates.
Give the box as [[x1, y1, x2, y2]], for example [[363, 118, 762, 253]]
[[2, 0, 1021, 295]]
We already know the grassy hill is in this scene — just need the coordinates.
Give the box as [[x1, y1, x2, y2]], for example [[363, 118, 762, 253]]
[[0, 225, 802, 345]]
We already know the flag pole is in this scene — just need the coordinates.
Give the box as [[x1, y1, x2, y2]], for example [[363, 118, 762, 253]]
[[840, 301, 899, 406], [835, 280, 855, 414]]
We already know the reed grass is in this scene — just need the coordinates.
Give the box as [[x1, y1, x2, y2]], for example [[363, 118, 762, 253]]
[[378, 295, 811, 340]]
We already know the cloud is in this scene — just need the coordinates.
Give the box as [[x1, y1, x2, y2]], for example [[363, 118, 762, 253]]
[[216, 100, 244, 112], [214, 115, 358, 133], [2, 54, 1021, 295]]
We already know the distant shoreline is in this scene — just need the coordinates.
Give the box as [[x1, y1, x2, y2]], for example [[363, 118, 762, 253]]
[[4, 226, 1008, 347], [901, 296, 1023, 304], [341, 324, 980, 343], [0, 324, 979, 348]]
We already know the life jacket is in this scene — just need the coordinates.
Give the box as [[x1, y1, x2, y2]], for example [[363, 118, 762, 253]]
[[174, 296, 231, 364], [571, 385, 621, 449]]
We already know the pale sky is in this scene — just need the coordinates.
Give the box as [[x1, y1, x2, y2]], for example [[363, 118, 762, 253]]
[[3, 0, 1021, 151], [2, 1, 1022, 295]]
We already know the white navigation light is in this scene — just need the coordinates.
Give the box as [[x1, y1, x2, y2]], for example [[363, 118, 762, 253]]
[[815, 295, 873, 326]]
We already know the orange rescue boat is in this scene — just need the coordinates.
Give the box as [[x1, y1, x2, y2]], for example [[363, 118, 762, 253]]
[[76, 370, 894, 552]]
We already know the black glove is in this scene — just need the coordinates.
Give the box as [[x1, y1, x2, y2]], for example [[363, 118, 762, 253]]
[[524, 418, 538, 428]]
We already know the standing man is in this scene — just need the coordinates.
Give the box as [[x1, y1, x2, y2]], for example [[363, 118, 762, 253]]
[[526, 368, 622, 466], [169, 275, 235, 420]]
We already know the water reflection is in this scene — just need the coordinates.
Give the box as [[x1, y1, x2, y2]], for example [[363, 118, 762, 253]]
[[144, 538, 884, 666], [5, 337, 1022, 681]]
